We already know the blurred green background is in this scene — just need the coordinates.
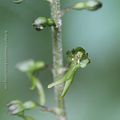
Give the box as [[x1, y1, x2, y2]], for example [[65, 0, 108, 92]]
[[0, 0, 120, 120]]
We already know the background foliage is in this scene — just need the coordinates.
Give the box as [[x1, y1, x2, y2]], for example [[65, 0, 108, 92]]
[[0, 0, 120, 120]]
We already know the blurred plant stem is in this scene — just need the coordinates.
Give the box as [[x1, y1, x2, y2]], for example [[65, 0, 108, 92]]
[[27, 73, 46, 106], [50, 0, 67, 120]]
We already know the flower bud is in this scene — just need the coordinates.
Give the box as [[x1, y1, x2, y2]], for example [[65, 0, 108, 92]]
[[72, 2, 86, 10], [16, 60, 34, 72], [85, 0, 102, 11], [7, 100, 24, 115], [7, 100, 36, 115], [16, 60, 45, 73], [47, 18, 55, 26], [32, 17, 48, 31], [32, 17, 55, 31], [72, 0, 102, 11]]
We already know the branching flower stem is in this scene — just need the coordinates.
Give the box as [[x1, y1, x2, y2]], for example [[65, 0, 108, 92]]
[[37, 105, 61, 116], [50, 0, 67, 120]]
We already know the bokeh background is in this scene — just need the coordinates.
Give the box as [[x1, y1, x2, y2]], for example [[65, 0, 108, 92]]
[[0, 0, 120, 120]]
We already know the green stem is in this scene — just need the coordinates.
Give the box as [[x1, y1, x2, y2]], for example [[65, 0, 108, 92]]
[[50, 0, 67, 120], [28, 73, 46, 106]]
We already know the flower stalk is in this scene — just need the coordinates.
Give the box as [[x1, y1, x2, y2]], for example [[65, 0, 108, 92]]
[[50, 0, 67, 120]]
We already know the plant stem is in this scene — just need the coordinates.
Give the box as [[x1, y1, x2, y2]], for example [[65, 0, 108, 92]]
[[28, 73, 46, 106], [50, 0, 67, 120]]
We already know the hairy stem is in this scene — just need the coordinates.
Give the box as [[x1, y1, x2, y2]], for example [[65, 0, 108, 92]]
[[50, 0, 67, 120]]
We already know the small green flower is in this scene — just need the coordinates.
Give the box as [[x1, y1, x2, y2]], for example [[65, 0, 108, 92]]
[[48, 47, 90, 97], [66, 47, 90, 67], [16, 60, 45, 73], [7, 100, 36, 115], [32, 17, 55, 31], [7, 100, 24, 115], [66, 47, 85, 62], [16, 60, 46, 105], [32, 17, 48, 31]]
